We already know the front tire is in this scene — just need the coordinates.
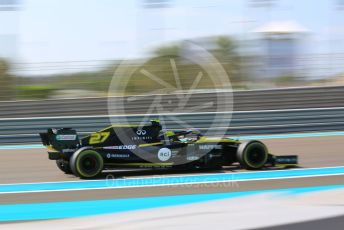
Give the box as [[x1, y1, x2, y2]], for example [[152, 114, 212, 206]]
[[236, 140, 268, 170], [70, 149, 104, 178]]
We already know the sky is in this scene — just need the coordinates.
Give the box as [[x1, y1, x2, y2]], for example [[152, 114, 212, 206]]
[[1, 0, 344, 75]]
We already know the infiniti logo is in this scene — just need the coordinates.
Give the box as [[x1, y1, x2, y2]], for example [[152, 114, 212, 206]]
[[136, 129, 147, 135]]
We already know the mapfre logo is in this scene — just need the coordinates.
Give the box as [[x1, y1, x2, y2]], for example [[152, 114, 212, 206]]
[[199, 145, 222, 150], [136, 129, 147, 135]]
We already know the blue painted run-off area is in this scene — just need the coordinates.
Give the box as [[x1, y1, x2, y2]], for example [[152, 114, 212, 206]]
[[0, 184, 343, 222], [1, 166, 344, 194]]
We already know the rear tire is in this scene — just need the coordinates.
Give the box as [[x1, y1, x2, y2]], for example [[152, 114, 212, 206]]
[[236, 140, 268, 170], [70, 149, 104, 178], [56, 159, 72, 174]]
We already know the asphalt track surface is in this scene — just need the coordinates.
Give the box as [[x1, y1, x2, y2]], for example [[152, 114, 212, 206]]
[[1, 135, 344, 205]]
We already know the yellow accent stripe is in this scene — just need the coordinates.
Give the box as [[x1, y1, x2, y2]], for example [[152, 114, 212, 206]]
[[196, 137, 240, 144], [139, 142, 162, 147], [164, 131, 175, 137], [82, 124, 143, 140], [47, 145, 58, 152]]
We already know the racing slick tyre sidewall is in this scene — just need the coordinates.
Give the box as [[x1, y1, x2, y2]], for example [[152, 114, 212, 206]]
[[236, 140, 268, 170], [56, 159, 72, 174], [70, 149, 104, 178]]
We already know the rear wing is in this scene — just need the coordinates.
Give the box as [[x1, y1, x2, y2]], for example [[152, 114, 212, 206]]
[[39, 132, 50, 146], [39, 128, 80, 152]]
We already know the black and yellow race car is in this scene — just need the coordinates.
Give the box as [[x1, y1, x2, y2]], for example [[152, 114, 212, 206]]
[[40, 120, 298, 178]]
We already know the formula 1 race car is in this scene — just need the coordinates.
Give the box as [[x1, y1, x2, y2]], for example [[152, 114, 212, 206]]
[[40, 120, 298, 178]]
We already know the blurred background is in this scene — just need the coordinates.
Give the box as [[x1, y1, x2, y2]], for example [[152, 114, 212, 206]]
[[1, 0, 344, 100], [2, 3, 344, 228]]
